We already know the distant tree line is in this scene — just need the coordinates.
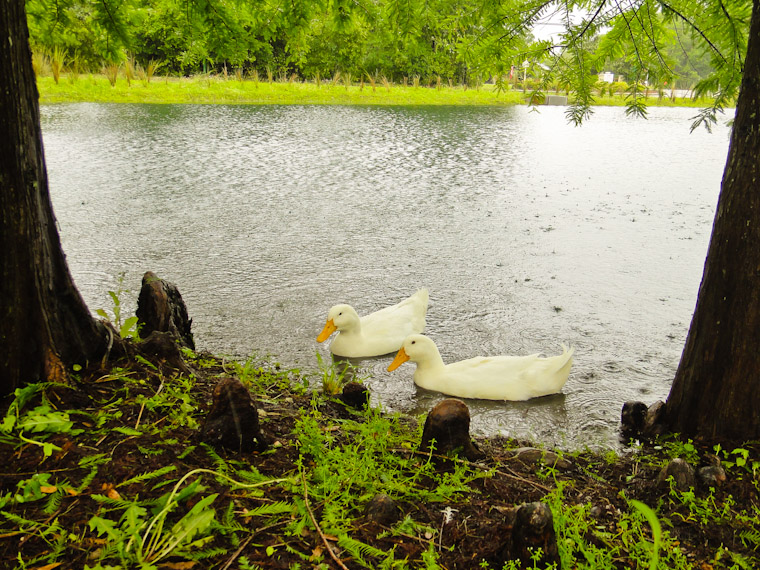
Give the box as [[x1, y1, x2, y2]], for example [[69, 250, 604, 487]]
[[26, 0, 725, 93], [24, 0, 534, 85]]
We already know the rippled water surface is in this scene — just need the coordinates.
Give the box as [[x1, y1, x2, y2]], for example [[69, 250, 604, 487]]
[[41, 103, 732, 449]]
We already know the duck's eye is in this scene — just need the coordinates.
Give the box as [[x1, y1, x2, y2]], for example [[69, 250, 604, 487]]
[[411, 341, 416, 345]]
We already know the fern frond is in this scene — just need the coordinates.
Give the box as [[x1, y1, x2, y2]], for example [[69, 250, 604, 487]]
[[201, 443, 229, 474], [739, 528, 760, 550], [337, 534, 387, 568], [118, 465, 177, 488], [1, 510, 41, 528], [77, 465, 100, 493], [244, 501, 295, 518], [90, 494, 147, 509], [43, 489, 63, 514], [235, 468, 267, 484]]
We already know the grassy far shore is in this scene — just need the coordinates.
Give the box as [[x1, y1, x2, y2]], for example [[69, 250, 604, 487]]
[[36, 73, 720, 108]]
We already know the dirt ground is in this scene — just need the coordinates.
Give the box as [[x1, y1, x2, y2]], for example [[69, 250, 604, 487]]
[[1, 351, 758, 570]]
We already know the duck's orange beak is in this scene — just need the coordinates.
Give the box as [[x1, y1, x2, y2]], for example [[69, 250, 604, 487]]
[[387, 347, 409, 371], [317, 319, 337, 343]]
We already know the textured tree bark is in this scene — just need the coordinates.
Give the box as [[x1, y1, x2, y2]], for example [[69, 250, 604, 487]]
[[664, 0, 760, 441], [0, 1, 107, 396]]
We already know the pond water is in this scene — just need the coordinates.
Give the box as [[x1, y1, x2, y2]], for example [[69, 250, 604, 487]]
[[41, 102, 733, 450]]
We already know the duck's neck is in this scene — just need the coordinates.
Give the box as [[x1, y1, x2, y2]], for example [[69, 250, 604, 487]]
[[413, 346, 446, 376], [337, 320, 362, 340]]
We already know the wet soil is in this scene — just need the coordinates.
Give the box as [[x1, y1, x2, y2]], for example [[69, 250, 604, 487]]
[[1, 351, 758, 569]]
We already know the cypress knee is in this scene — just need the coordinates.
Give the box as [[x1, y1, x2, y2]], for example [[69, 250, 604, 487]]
[[201, 378, 268, 452], [420, 399, 482, 460], [510, 502, 560, 569], [136, 271, 194, 349]]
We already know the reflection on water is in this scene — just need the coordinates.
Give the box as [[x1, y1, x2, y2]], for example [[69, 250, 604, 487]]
[[41, 103, 732, 449]]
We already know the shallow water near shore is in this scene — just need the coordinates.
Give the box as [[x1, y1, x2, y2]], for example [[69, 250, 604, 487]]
[[42, 102, 732, 450]]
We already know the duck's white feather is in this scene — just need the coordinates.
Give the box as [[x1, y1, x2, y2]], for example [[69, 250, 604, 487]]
[[317, 289, 429, 358], [388, 334, 573, 401]]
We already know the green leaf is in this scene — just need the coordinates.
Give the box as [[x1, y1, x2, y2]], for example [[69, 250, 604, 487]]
[[150, 493, 218, 561], [17, 406, 74, 433], [1, 414, 16, 433], [113, 426, 144, 436], [120, 316, 139, 338], [630, 500, 661, 570]]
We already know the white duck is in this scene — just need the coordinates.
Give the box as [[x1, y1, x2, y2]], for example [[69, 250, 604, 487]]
[[317, 289, 429, 358], [387, 334, 574, 401]]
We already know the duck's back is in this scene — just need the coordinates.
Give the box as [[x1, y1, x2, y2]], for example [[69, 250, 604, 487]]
[[361, 289, 428, 339], [418, 347, 574, 401], [333, 289, 429, 357]]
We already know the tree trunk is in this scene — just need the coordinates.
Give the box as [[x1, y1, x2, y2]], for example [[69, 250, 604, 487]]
[[0, 1, 107, 396], [664, 0, 760, 441]]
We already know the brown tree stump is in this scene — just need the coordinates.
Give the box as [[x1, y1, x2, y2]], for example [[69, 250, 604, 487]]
[[657, 458, 696, 491], [509, 502, 560, 568], [339, 382, 370, 410], [364, 493, 400, 525], [620, 400, 667, 441], [201, 378, 268, 452], [136, 271, 194, 349], [420, 399, 482, 460], [621, 401, 648, 439]]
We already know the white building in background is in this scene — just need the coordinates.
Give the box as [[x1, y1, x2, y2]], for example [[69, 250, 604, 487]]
[[599, 71, 615, 83]]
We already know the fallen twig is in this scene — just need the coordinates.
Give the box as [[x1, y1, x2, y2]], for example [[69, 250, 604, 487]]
[[219, 533, 255, 570]]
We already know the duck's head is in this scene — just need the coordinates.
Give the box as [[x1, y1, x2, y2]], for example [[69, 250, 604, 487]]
[[387, 334, 438, 371], [316, 304, 361, 342]]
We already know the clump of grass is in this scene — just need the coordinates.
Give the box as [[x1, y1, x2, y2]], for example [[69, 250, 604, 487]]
[[331, 70, 341, 86], [343, 72, 351, 90], [103, 61, 120, 86], [366, 71, 376, 92], [124, 55, 136, 86], [67, 51, 81, 83], [50, 46, 67, 84], [144, 59, 163, 84], [382, 75, 391, 91], [315, 352, 354, 395], [32, 49, 50, 77]]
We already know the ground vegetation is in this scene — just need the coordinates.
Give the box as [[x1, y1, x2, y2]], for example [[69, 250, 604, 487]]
[[1, 339, 759, 569]]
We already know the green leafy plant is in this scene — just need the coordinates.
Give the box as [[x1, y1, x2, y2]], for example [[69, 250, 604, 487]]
[[96, 274, 140, 339], [0, 383, 81, 457], [315, 351, 358, 395], [629, 500, 662, 569], [88, 468, 289, 568]]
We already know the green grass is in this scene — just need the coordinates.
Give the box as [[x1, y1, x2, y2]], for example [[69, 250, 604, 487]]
[[37, 74, 525, 106], [36, 73, 722, 109]]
